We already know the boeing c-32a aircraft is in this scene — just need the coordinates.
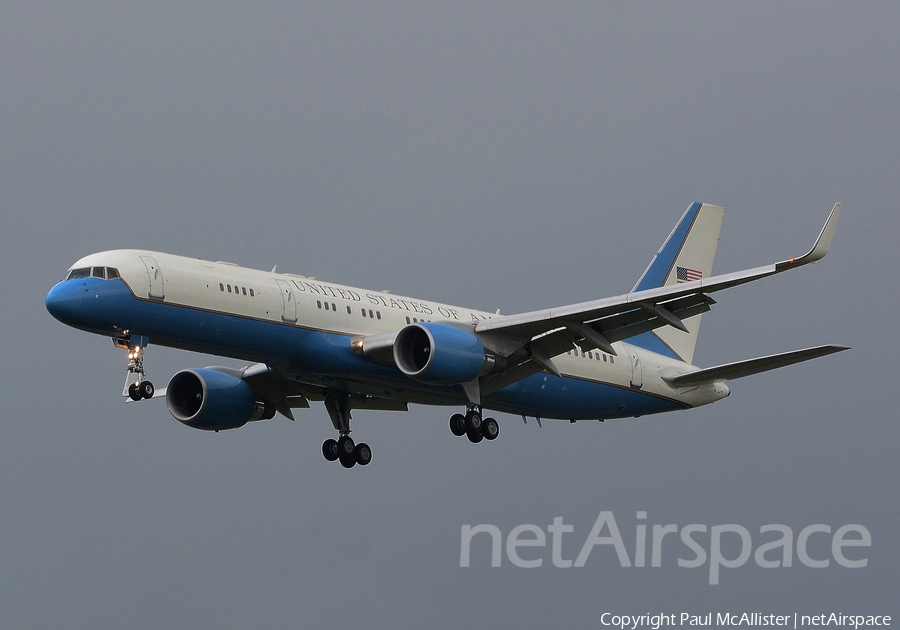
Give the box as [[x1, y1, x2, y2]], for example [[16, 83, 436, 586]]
[[46, 202, 847, 468]]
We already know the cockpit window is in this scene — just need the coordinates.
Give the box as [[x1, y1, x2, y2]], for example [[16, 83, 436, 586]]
[[66, 266, 120, 281], [67, 268, 91, 280]]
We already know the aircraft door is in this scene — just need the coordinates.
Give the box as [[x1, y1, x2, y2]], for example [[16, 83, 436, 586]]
[[139, 255, 165, 300], [275, 279, 298, 323], [629, 347, 643, 389]]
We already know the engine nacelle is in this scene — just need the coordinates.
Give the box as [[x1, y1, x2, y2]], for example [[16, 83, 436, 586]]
[[393, 322, 496, 385], [166, 368, 273, 431]]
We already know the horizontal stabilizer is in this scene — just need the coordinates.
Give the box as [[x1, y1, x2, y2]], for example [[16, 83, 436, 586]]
[[665, 344, 850, 386]]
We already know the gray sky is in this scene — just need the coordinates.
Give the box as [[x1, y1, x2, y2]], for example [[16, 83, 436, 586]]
[[1, 2, 897, 628]]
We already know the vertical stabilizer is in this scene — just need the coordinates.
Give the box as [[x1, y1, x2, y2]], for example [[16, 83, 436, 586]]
[[629, 202, 725, 363]]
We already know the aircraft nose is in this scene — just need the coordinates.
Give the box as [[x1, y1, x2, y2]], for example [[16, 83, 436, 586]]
[[45, 281, 85, 324]]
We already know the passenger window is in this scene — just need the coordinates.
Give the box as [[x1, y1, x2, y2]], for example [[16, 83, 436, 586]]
[[220, 283, 224, 291], [332, 303, 336, 311], [227, 285, 232, 293], [317, 301, 322, 309], [346, 306, 351, 314], [361, 309, 367, 317], [369, 310, 374, 318], [242, 287, 247, 296], [376, 312, 381, 320]]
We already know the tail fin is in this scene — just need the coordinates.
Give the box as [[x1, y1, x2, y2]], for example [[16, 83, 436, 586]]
[[629, 202, 725, 363]]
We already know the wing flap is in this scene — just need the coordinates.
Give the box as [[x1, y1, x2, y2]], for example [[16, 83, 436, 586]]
[[593, 294, 715, 346], [242, 363, 409, 416]]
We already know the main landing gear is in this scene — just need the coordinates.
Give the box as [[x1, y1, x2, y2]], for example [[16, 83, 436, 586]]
[[322, 435, 372, 468], [321, 390, 371, 468], [117, 338, 156, 401], [449, 407, 499, 444]]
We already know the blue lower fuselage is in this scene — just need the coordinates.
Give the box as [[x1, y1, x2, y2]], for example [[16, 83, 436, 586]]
[[46, 276, 685, 421]]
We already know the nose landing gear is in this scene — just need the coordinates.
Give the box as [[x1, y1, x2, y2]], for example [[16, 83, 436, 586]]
[[116, 337, 156, 401]]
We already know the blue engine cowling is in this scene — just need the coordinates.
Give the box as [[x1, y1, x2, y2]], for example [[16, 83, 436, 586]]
[[166, 368, 272, 431], [393, 322, 489, 385]]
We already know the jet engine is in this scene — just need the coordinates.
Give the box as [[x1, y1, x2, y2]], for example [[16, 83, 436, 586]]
[[166, 368, 275, 431], [393, 322, 501, 385]]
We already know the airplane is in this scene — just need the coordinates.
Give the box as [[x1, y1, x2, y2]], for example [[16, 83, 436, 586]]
[[46, 202, 847, 468]]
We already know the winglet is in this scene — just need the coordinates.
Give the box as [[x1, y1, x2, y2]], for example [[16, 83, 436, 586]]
[[778, 202, 841, 270]]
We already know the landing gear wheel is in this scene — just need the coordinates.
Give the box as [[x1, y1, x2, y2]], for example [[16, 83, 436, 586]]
[[128, 382, 142, 402], [322, 439, 339, 462], [464, 410, 483, 432], [139, 381, 155, 399], [337, 434, 355, 457], [354, 442, 372, 466], [467, 430, 484, 444], [339, 453, 357, 468], [449, 413, 466, 437], [482, 417, 499, 440]]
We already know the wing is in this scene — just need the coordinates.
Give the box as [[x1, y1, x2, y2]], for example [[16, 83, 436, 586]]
[[224, 363, 408, 421], [473, 203, 842, 376]]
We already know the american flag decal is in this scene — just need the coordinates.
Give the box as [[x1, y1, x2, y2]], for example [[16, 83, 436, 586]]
[[677, 266, 702, 283]]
